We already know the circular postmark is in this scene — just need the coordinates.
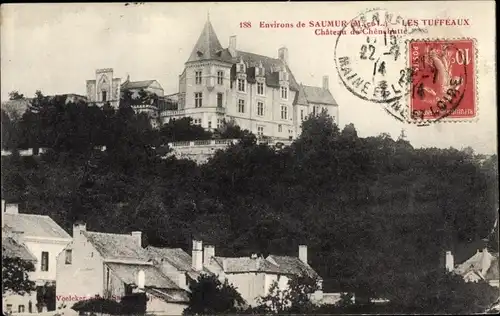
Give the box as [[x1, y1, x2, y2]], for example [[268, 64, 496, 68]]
[[408, 39, 474, 124], [334, 8, 422, 122]]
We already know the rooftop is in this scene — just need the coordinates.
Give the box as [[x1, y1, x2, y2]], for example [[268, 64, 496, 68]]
[[3, 213, 71, 240], [83, 231, 149, 262]]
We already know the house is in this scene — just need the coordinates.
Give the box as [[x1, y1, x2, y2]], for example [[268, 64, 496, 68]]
[[160, 16, 339, 139], [203, 242, 323, 306], [145, 241, 209, 291], [451, 246, 499, 287], [1, 200, 72, 313], [56, 223, 189, 316]]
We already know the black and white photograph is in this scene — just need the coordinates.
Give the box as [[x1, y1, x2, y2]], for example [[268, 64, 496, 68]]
[[1, 2, 498, 315]]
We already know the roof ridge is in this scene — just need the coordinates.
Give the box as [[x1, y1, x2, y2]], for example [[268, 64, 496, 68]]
[[86, 231, 135, 237], [4, 213, 51, 218]]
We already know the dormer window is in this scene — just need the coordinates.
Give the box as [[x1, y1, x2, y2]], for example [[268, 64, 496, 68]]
[[239, 64, 245, 73], [197, 51, 203, 57], [257, 82, 265, 95], [238, 78, 246, 92]]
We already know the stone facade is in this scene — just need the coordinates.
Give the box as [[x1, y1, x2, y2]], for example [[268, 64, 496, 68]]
[[86, 68, 121, 108]]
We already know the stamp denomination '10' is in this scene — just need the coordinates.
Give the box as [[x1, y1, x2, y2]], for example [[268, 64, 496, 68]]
[[408, 39, 476, 123]]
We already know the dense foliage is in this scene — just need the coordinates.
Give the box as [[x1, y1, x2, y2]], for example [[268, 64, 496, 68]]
[[184, 274, 245, 315], [1, 92, 498, 313], [2, 256, 36, 295]]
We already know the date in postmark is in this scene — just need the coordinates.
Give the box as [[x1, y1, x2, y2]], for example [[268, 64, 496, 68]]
[[334, 8, 422, 122], [408, 39, 477, 123]]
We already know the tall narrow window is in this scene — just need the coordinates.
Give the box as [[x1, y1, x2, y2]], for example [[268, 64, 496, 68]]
[[257, 83, 264, 95], [238, 99, 245, 113], [238, 79, 245, 92], [281, 105, 288, 120], [18, 305, 25, 313], [65, 250, 72, 265], [217, 93, 223, 107], [217, 71, 224, 85], [41, 251, 49, 272], [257, 102, 264, 116], [300, 110, 304, 121], [195, 92, 203, 108], [195, 71, 202, 85], [102, 90, 107, 102], [278, 124, 282, 133], [208, 121, 212, 129], [281, 86, 288, 99]]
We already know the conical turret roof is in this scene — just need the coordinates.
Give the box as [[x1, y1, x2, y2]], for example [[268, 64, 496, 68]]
[[187, 18, 224, 63]]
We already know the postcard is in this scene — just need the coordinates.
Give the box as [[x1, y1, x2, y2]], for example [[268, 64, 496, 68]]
[[1, 2, 498, 315]]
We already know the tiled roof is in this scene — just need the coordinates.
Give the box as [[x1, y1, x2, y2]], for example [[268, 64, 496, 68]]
[[83, 231, 149, 261], [121, 80, 157, 90], [266, 255, 321, 279], [455, 250, 499, 281], [3, 213, 71, 239], [302, 85, 338, 105], [146, 247, 193, 271], [214, 256, 281, 274], [187, 20, 224, 63], [227, 50, 300, 92], [2, 237, 37, 261], [294, 85, 309, 106], [106, 262, 180, 289]]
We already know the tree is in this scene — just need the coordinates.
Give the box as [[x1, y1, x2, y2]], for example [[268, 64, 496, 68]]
[[160, 117, 212, 142], [2, 256, 36, 295], [8, 90, 25, 100], [386, 269, 498, 314], [184, 274, 245, 315], [256, 274, 320, 314]]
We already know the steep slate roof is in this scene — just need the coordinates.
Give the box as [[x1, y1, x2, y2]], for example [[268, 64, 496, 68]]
[[3, 213, 71, 239], [187, 19, 224, 63], [2, 237, 37, 261], [106, 262, 180, 289], [228, 50, 300, 92], [301, 85, 338, 105], [214, 256, 281, 274], [83, 231, 149, 261], [121, 80, 158, 90], [454, 249, 499, 282], [266, 255, 321, 279]]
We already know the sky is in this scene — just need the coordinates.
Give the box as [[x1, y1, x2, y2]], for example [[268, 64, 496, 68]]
[[1, 2, 497, 154]]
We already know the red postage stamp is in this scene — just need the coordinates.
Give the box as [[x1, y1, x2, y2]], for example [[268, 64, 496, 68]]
[[408, 39, 476, 122]]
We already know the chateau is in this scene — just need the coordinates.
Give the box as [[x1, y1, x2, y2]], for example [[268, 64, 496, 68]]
[[82, 17, 339, 139], [160, 17, 339, 140]]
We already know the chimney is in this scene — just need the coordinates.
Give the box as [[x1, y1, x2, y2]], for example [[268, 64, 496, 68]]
[[137, 270, 145, 289], [445, 251, 454, 272], [299, 245, 308, 264], [72, 222, 87, 238], [229, 36, 237, 56], [5, 203, 19, 214], [131, 231, 142, 248], [204, 245, 215, 266], [322, 75, 329, 90], [278, 47, 289, 65], [192, 240, 203, 271]]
